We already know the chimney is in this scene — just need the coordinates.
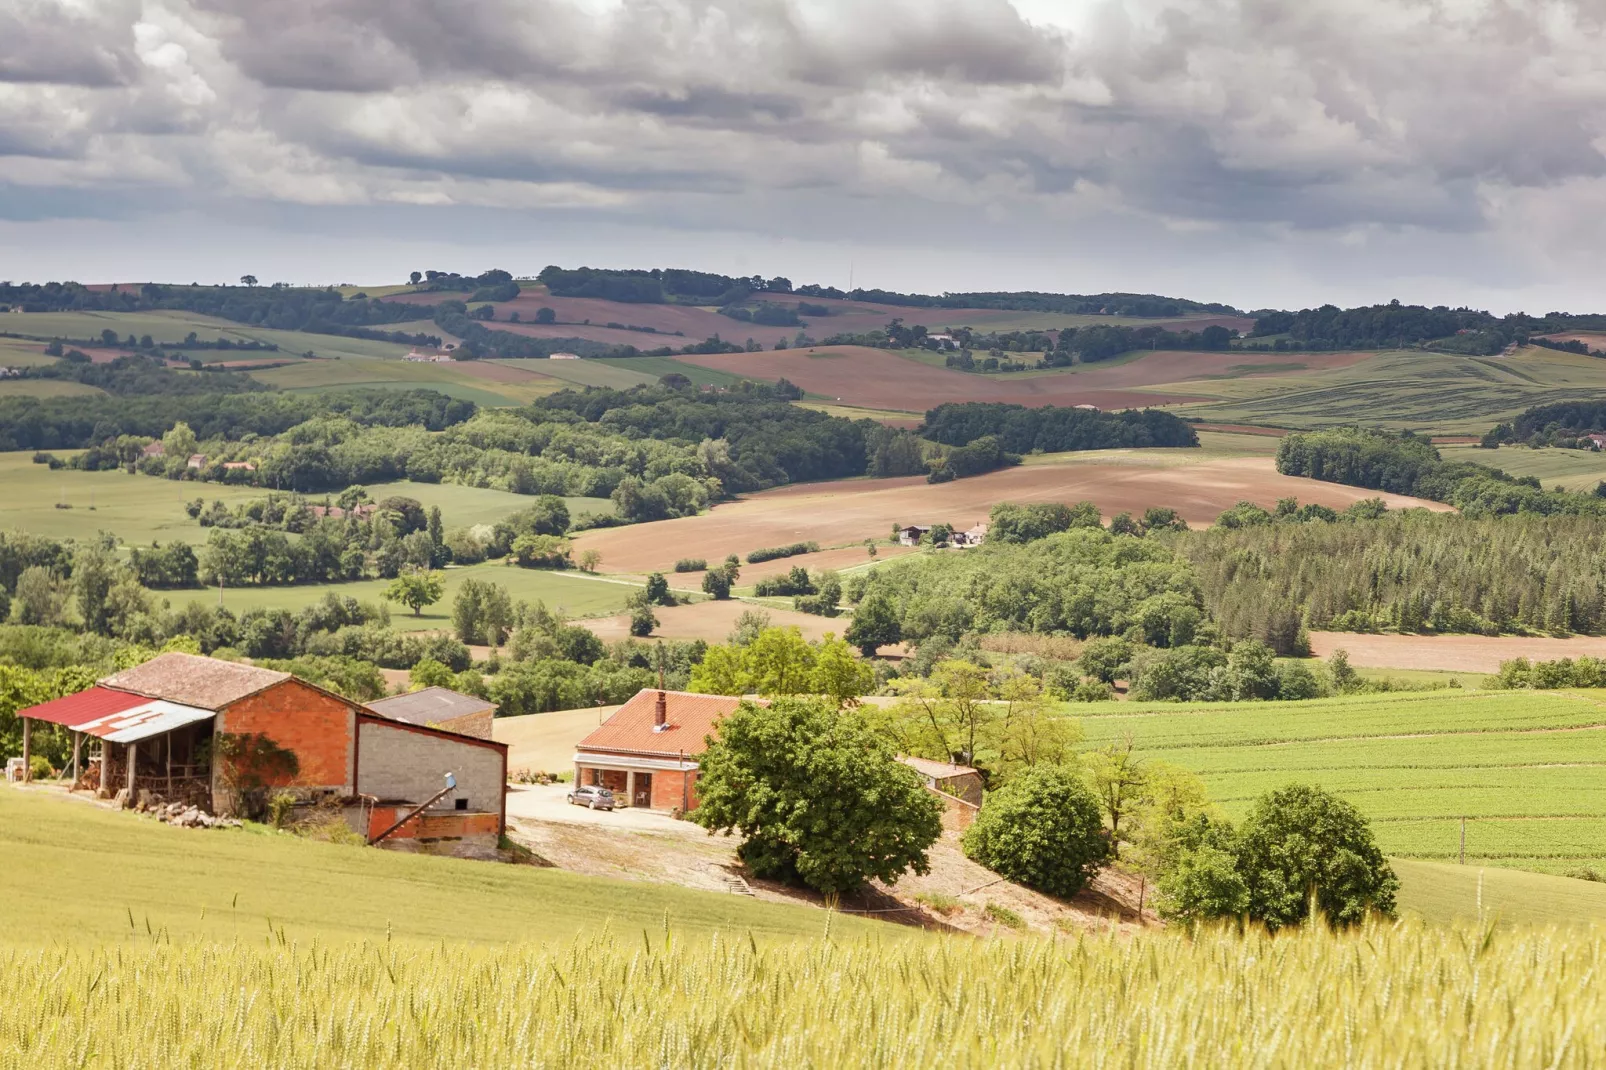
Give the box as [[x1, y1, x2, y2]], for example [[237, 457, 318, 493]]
[[654, 690, 667, 730]]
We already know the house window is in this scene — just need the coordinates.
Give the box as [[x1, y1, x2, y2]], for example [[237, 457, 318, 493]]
[[455, 798, 468, 811]]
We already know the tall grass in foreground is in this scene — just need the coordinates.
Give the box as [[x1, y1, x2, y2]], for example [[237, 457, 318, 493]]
[[3, 920, 1602, 1067]]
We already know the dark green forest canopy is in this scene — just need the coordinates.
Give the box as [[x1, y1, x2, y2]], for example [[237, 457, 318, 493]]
[[1275, 427, 1606, 517], [0, 389, 475, 451], [920, 403, 1199, 451], [1248, 300, 1606, 353]]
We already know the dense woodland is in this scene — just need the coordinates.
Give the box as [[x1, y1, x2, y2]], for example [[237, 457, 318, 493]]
[[1487, 400, 1606, 447], [921, 404, 1198, 452], [1248, 300, 1606, 353], [1275, 428, 1606, 516]]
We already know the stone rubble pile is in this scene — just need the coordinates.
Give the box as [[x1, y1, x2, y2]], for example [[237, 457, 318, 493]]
[[133, 794, 242, 829]]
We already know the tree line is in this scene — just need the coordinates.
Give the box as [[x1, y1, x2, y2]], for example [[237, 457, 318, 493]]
[[1275, 427, 1606, 517]]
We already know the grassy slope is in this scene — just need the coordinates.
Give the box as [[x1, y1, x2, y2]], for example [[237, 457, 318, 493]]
[[0, 788, 881, 946], [0, 380, 106, 398], [1174, 346, 1606, 434], [1440, 443, 1606, 492], [0, 451, 263, 544], [1394, 859, 1606, 926], [0, 309, 416, 361], [168, 561, 637, 626], [1075, 688, 1606, 874], [250, 358, 533, 408], [497, 358, 659, 389]]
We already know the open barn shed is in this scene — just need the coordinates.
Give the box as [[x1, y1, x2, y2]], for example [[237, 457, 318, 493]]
[[16, 653, 507, 853]]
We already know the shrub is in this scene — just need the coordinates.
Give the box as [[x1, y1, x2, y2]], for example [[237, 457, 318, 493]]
[[961, 765, 1109, 897], [673, 558, 707, 573], [701, 569, 732, 600], [629, 603, 658, 638], [746, 542, 819, 564], [982, 903, 1027, 931]]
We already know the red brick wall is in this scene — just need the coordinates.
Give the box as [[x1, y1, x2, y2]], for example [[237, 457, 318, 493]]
[[366, 806, 499, 841], [650, 770, 700, 812], [220, 680, 355, 791]]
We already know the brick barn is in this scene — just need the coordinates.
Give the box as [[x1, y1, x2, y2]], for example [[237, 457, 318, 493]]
[[572, 690, 744, 811], [16, 653, 507, 850]]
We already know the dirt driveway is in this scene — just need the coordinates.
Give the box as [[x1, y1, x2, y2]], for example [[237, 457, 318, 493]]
[[506, 783, 709, 838]]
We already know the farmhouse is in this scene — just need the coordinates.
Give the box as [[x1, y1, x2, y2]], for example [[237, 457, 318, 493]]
[[549, 352, 581, 360], [897, 756, 984, 806], [951, 522, 988, 547], [186, 453, 206, 469], [896, 524, 930, 546], [141, 441, 165, 458], [15, 653, 508, 850], [1586, 433, 1606, 451], [572, 689, 743, 811], [367, 686, 496, 740]]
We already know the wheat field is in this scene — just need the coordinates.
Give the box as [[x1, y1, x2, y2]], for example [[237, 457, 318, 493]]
[[4, 919, 1602, 1067]]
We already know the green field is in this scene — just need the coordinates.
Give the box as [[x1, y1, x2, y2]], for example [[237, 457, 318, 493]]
[[1440, 443, 1606, 491], [1077, 689, 1606, 874], [1394, 859, 1606, 926], [0, 379, 105, 398], [0, 309, 416, 362], [0, 451, 262, 544], [496, 357, 659, 389], [168, 560, 637, 626], [250, 358, 534, 407], [1173, 346, 1606, 434], [0, 788, 879, 947]]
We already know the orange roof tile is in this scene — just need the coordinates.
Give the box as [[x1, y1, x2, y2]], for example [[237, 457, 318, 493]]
[[576, 689, 748, 758]]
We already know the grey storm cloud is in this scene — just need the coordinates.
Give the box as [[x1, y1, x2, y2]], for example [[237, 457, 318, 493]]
[[4, 0, 1606, 255]]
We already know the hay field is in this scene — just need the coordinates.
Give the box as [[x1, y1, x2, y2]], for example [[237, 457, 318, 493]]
[[575, 453, 1449, 574], [493, 357, 660, 390], [167, 562, 634, 626], [251, 357, 532, 407], [0, 788, 879, 947], [0, 309, 416, 362], [1309, 631, 1606, 674], [1176, 346, 1606, 434], [494, 705, 619, 773], [1440, 443, 1606, 491], [1079, 688, 1606, 875], [675, 346, 1205, 411]]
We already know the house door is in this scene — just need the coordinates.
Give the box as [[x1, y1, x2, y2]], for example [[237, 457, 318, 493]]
[[633, 773, 653, 808]]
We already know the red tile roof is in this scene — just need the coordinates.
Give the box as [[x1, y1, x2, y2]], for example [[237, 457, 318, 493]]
[[898, 755, 980, 780], [17, 686, 146, 729], [576, 690, 747, 758]]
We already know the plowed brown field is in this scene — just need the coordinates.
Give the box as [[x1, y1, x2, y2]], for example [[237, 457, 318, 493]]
[[576, 455, 1450, 574], [1309, 632, 1606, 674]]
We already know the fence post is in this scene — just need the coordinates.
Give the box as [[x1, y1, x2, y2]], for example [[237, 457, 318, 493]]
[[1460, 816, 1467, 866]]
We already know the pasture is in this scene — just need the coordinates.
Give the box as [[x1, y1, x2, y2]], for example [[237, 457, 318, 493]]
[[1078, 689, 1606, 875], [249, 357, 537, 407], [0, 309, 417, 362], [0, 451, 261, 545], [0, 380, 104, 398], [575, 451, 1448, 574], [0, 788, 878, 947], [167, 561, 635, 627]]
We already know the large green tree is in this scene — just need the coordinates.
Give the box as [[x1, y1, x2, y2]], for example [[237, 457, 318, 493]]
[[1158, 784, 1398, 929], [845, 592, 901, 656], [384, 568, 443, 616], [693, 697, 943, 895], [961, 765, 1109, 897]]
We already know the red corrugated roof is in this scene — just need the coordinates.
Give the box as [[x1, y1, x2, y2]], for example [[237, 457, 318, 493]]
[[576, 690, 748, 758], [18, 686, 146, 729]]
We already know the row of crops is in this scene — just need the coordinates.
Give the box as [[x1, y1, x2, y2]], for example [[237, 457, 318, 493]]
[[1080, 689, 1606, 873]]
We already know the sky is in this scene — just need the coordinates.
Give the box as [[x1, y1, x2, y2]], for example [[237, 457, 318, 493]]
[[2, 0, 1605, 312]]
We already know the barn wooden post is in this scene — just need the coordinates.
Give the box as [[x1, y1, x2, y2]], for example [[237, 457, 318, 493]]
[[20, 717, 30, 783], [70, 731, 82, 787], [125, 741, 138, 807], [98, 740, 110, 796], [626, 770, 637, 808]]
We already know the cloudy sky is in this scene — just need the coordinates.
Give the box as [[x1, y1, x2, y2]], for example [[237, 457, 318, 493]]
[[1, 0, 1603, 311]]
